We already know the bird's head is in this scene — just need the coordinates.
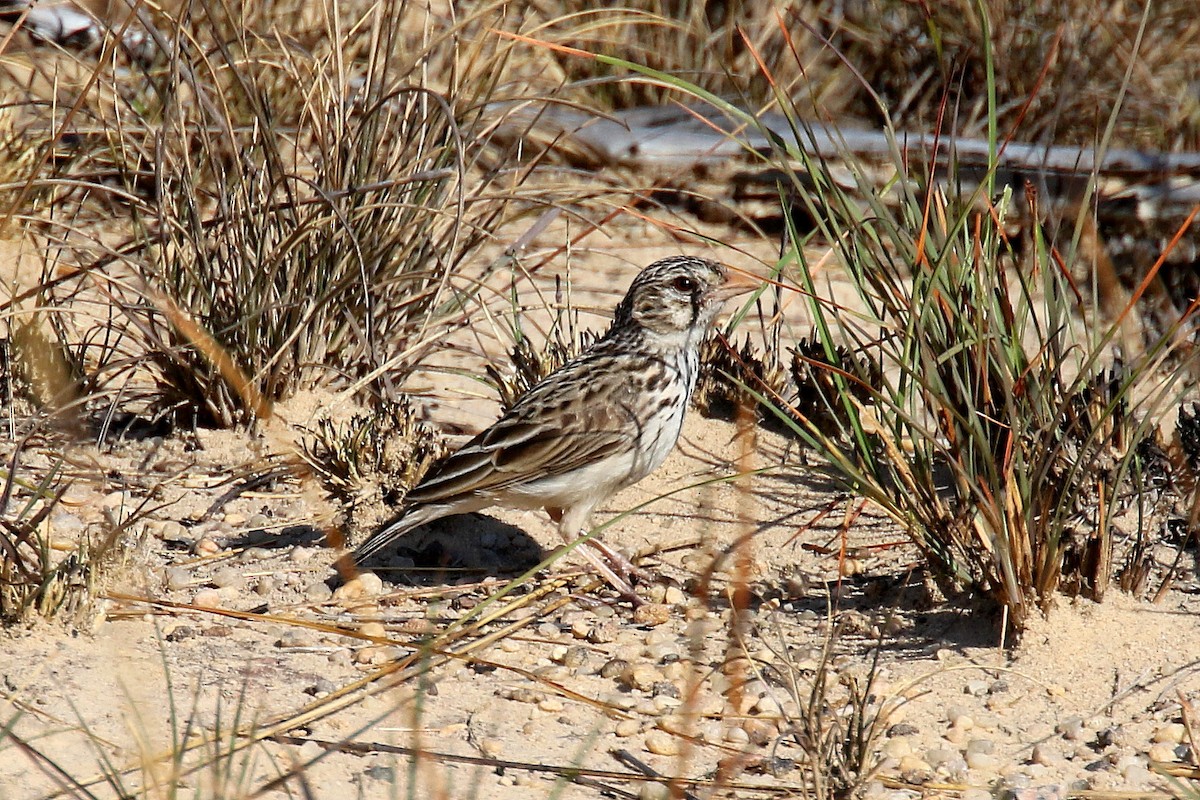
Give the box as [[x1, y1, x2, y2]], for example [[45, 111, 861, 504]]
[[611, 256, 758, 349]]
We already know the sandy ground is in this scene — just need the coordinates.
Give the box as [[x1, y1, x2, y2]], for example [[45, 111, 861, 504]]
[[3, 221, 1200, 799]]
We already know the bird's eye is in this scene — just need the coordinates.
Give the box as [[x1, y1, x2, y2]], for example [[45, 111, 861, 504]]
[[672, 275, 696, 294]]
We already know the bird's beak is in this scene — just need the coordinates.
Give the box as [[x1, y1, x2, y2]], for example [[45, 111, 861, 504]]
[[715, 267, 764, 300]]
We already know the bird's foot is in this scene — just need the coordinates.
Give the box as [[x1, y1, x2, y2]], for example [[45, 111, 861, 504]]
[[574, 545, 644, 607], [586, 539, 653, 584]]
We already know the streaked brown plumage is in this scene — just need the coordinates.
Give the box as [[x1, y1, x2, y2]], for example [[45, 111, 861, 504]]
[[354, 255, 757, 598]]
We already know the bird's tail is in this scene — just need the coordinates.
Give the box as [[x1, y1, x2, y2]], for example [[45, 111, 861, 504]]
[[352, 504, 446, 564]]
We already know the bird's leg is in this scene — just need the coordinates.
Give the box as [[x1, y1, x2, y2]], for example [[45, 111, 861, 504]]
[[585, 538, 653, 583], [550, 506, 643, 605]]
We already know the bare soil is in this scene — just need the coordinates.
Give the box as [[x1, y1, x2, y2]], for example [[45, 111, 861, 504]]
[[3, 223, 1200, 799]]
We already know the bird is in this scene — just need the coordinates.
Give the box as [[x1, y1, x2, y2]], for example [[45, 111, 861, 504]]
[[352, 255, 759, 600]]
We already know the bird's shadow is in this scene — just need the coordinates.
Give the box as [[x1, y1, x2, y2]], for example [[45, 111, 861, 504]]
[[355, 513, 547, 586]]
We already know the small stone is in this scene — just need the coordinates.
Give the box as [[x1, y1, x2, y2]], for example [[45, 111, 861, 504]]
[[554, 642, 588, 671], [1147, 743, 1177, 762], [1096, 725, 1127, 748], [211, 567, 245, 589], [1124, 765, 1154, 786], [644, 730, 680, 756], [354, 645, 397, 665], [570, 620, 590, 639], [192, 589, 222, 608], [359, 622, 387, 639], [624, 664, 661, 692], [159, 520, 191, 544], [615, 719, 641, 737], [333, 577, 368, 601], [633, 603, 671, 627], [478, 738, 504, 758], [165, 568, 191, 591], [639, 783, 671, 800], [194, 538, 221, 556], [897, 754, 933, 779], [1030, 743, 1059, 766], [304, 581, 333, 602], [1153, 723, 1187, 743], [724, 726, 749, 744], [925, 748, 959, 768], [882, 738, 912, 759], [964, 680, 989, 697], [276, 629, 318, 648], [663, 586, 686, 605], [290, 546, 316, 564], [651, 681, 680, 699], [1056, 716, 1086, 741], [588, 619, 618, 644], [223, 512, 247, 526], [255, 575, 276, 595], [888, 722, 920, 737], [741, 718, 774, 746], [102, 491, 128, 510], [966, 738, 995, 756], [600, 659, 629, 680], [538, 697, 565, 713], [945, 705, 972, 726], [965, 751, 999, 771]]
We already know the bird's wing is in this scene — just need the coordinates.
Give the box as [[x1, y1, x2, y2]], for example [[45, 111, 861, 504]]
[[403, 364, 635, 505]]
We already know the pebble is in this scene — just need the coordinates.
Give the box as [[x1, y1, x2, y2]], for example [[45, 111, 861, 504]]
[[633, 603, 671, 627], [359, 622, 387, 640], [644, 730, 680, 756], [724, 726, 749, 744], [1153, 723, 1186, 743], [1101, 728, 1130, 751], [192, 589, 222, 608], [211, 567, 245, 589], [925, 747, 959, 769], [538, 697, 565, 713], [965, 751, 999, 771], [194, 538, 222, 556], [615, 719, 641, 737], [290, 546, 316, 564], [1147, 743, 1177, 762], [624, 664, 661, 692], [1030, 743, 1059, 766], [664, 586, 686, 605], [557, 646, 590, 670], [478, 738, 504, 758], [945, 705, 972, 726], [334, 573, 384, 601], [570, 620, 590, 639], [158, 520, 191, 544], [964, 680, 989, 697], [277, 629, 318, 648], [882, 738, 912, 759], [588, 619, 618, 644], [1124, 764, 1154, 786], [639, 783, 671, 800], [741, 718, 774, 746], [304, 581, 333, 602], [1056, 716, 1086, 741], [255, 575, 277, 596], [965, 738, 995, 756], [897, 754, 932, 778], [165, 567, 191, 591], [600, 659, 629, 680]]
